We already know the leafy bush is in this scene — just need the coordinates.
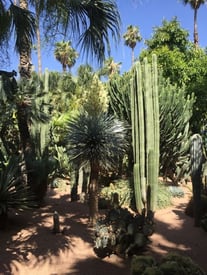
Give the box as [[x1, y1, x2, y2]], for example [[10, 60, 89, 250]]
[[167, 186, 184, 198], [99, 179, 133, 208], [99, 181, 176, 210], [157, 184, 172, 209]]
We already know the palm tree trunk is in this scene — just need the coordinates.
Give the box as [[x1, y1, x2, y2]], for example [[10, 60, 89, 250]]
[[194, 8, 199, 48], [131, 48, 134, 65], [18, 0, 37, 195], [19, 0, 32, 78], [35, 0, 42, 76], [63, 64, 67, 72], [36, 17, 42, 75], [88, 162, 99, 225]]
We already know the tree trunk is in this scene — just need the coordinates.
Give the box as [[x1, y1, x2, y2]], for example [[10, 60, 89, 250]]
[[194, 8, 199, 48], [131, 47, 134, 65], [19, 1, 32, 79], [35, 0, 42, 76], [17, 0, 38, 198], [88, 162, 99, 225]]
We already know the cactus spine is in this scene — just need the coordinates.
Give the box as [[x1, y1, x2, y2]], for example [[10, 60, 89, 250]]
[[130, 54, 160, 213], [190, 134, 204, 227]]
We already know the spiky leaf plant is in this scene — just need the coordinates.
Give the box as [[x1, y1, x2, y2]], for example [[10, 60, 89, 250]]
[[0, 156, 36, 228], [66, 111, 128, 224]]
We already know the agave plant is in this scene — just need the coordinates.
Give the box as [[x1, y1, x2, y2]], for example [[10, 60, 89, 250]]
[[65, 111, 128, 224], [0, 156, 36, 228]]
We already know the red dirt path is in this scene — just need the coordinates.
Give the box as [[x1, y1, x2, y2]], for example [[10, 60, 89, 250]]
[[0, 184, 206, 275]]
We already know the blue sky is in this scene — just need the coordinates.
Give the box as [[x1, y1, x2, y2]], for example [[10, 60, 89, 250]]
[[5, 0, 207, 75]]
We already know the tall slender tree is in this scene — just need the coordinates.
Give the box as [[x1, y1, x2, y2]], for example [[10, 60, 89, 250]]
[[181, 0, 206, 48], [123, 25, 142, 65]]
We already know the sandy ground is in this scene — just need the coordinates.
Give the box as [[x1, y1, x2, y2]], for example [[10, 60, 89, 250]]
[[0, 183, 206, 275]]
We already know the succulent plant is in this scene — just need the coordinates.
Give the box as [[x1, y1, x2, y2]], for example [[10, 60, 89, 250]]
[[94, 206, 154, 258]]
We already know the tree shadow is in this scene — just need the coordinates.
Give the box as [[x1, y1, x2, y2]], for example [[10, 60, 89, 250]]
[[67, 256, 131, 275], [0, 189, 130, 275], [148, 200, 207, 272]]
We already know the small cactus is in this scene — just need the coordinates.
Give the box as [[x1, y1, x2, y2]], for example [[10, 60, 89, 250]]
[[53, 211, 60, 233]]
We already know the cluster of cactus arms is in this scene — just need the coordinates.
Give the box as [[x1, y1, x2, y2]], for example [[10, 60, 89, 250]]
[[94, 206, 154, 258], [159, 77, 195, 182], [107, 73, 131, 124], [130, 54, 159, 213], [190, 134, 205, 227]]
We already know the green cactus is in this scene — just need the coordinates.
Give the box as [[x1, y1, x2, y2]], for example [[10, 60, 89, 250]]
[[130, 54, 160, 213], [190, 133, 205, 226], [159, 77, 195, 181]]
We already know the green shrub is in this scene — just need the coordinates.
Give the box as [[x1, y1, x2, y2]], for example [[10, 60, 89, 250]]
[[131, 255, 156, 275], [99, 179, 133, 208], [167, 186, 184, 198], [130, 253, 206, 275], [157, 184, 172, 209]]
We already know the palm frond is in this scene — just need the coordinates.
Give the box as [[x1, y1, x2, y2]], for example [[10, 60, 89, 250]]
[[0, 2, 11, 46], [44, 0, 121, 64], [9, 3, 36, 53]]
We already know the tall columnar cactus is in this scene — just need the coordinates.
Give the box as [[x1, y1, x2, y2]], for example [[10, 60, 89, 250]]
[[130, 54, 160, 213], [190, 134, 204, 227]]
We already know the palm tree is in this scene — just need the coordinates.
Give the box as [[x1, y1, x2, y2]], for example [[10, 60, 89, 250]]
[[19, 0, 36, 78], [181, 0, 207, 48], [66, 112, 128, 224], [54, 41, 78, 72], [99, 57, 122, 78], [0, 1, 36, 77], [1, 0, 121, 73], [123, 25, 142, 65], [43, 0, 121, 65]]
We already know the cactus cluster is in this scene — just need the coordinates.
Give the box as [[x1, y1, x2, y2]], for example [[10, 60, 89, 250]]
[[159, 78, 195, 182], [130, 54, 159, 213], [130, 253, 206, 275], [94, 206, 154, 258]]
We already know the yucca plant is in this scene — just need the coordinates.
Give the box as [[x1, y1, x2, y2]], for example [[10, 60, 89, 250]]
[[65, 111, 128, 224], [0, 156, 36, 229]]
